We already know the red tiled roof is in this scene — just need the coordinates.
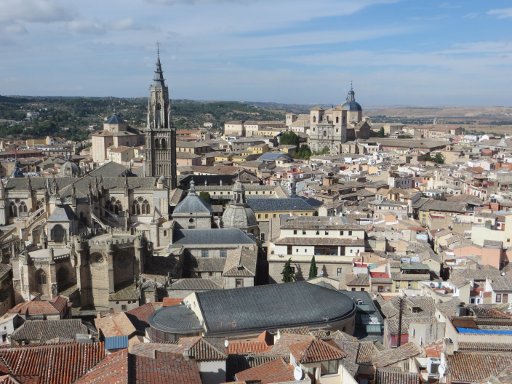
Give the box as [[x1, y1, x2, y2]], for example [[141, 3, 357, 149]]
[[75, 349, 128, 383], [289, 338, 347, 364], [0, 342, 105, 384], [235, 358, 294, 384], [126, 302, 162, 324], [8, 298, 66, 316], [447, 352, 512, 383], [77, 350, 203, 384], [135, 352, 202, 384], [178, 337, 227, 361], [370, 272, 390, 279], [162, 298, 182, 307], [228, 340, 271, 354]]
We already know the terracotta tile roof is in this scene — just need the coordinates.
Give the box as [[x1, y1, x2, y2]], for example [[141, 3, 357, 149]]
[[162, 298, 182, 307], [0, 342, 105, 384], [447, 352, 512, 383], [126, 303, 162, 323], [269, 334, 313, 357], [235, 358, 294, 384], [95, 312, 136, 338], [8, 297, 68, 316], [77, 350, 202, 384], [289, 338, 346, 364], [373, 343, 421, 368], [135, 352, 202, 384], [178, 336, 227, 361], [375, 368, 420, 384], [458, 342, 512, 353], [228, 340, 271, 355], [131, 337, 226, 362], [75, 349, 128, 383]]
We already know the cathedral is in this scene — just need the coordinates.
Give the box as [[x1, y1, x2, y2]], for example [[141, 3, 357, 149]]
[[308, 84, 371, 154], [0, 53, 261, 314]]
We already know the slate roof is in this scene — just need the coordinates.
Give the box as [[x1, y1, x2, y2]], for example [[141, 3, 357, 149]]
[[246, 198, 315, 212], [150, 305, 203, 334], [195, 282, 355, 336], [171, 228, 255, 246], [0, 342, 105, 384], [47, 204, 76, 222], [173, 192, 212, 215], [10, 319, 88, 343]]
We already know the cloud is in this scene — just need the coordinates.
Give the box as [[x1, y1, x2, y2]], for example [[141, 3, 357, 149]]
[[66, 19, 106, 35], [0, 0, 74, 23], [487, 8, 512, 19]]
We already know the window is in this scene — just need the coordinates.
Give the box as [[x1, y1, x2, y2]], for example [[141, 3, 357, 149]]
[[302, 230, 306, 235], [325, 231, 329, 235], [504, 294, 509, 303], [340, 231, 344, 236], [349, 231, 352, 236], [235, 279, 244, 288], [36, 269, 47, 285], [293, 230, 297, 235], [321, 360, 339, 376], [220, 249, 227, 258], [287, 245, 293, 255], [121, 305, 127, 311], [496, 293, 502, 303], [201, 249, 209, 258], [337, 268, 342, 276]]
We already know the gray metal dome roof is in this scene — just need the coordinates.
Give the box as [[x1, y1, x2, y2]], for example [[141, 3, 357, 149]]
[[341, 86, 362, 112], [106, 113, 125, 125], [173, 179, 212, 215]]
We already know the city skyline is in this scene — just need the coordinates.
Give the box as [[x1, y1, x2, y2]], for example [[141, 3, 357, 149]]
[[1, 0, 512, 106]]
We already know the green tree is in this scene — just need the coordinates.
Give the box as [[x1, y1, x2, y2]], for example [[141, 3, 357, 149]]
[[378, 127, 385, 137], [279, 131, 299, 147], [281, 258, 296, 283], [308, 256, 318, 279], [295, 144, 312, 160], [433, 153, 445, 164]]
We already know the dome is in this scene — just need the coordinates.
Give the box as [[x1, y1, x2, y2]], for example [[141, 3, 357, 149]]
[[341, 86, 362, 112], [221, 179, 259, 233], [60, 161, 80, 177], [106, 113, 125, 125], [173, 179, 211, 215], [222, 205, 258, 231]]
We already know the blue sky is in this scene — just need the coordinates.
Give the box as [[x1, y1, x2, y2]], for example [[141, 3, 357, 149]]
[[1, 0, 511, 106]]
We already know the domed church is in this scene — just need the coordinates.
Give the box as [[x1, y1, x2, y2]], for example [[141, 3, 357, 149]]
[[308, 84, 370, 154]]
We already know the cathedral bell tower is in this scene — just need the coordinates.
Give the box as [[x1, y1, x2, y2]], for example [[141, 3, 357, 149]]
[[144, 47, 177, 189]]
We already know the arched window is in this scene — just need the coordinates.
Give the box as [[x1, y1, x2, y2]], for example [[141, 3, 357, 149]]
[[51, 224, 65, 243], [132, 201, 141, 215], [18, 202, 27, 214], [110, 197, 122, 214], [313, 116, 317, 123], [155, 139, 160, 149], [36, 269, 47, 285], [10, 202, 17, 217], [141, 200, 150, 215], [161, 139, 166, 149], [36, 199, 44, 210], [105, 200, 113, 212]]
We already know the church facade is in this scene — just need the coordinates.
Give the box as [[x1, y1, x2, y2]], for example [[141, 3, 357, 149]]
[[308, 85, 371, 154]]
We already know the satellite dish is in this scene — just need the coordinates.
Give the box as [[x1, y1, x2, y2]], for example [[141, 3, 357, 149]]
[[224, 339, 229, 348], [293, 366, 303, 381]]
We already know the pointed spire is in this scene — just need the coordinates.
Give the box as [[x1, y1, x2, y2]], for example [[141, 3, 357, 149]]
[[154, 42, 165, 83], [346, 82, 356, 102]]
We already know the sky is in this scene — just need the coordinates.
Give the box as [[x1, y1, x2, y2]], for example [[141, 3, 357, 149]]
[[1, 0, 512, 106]]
